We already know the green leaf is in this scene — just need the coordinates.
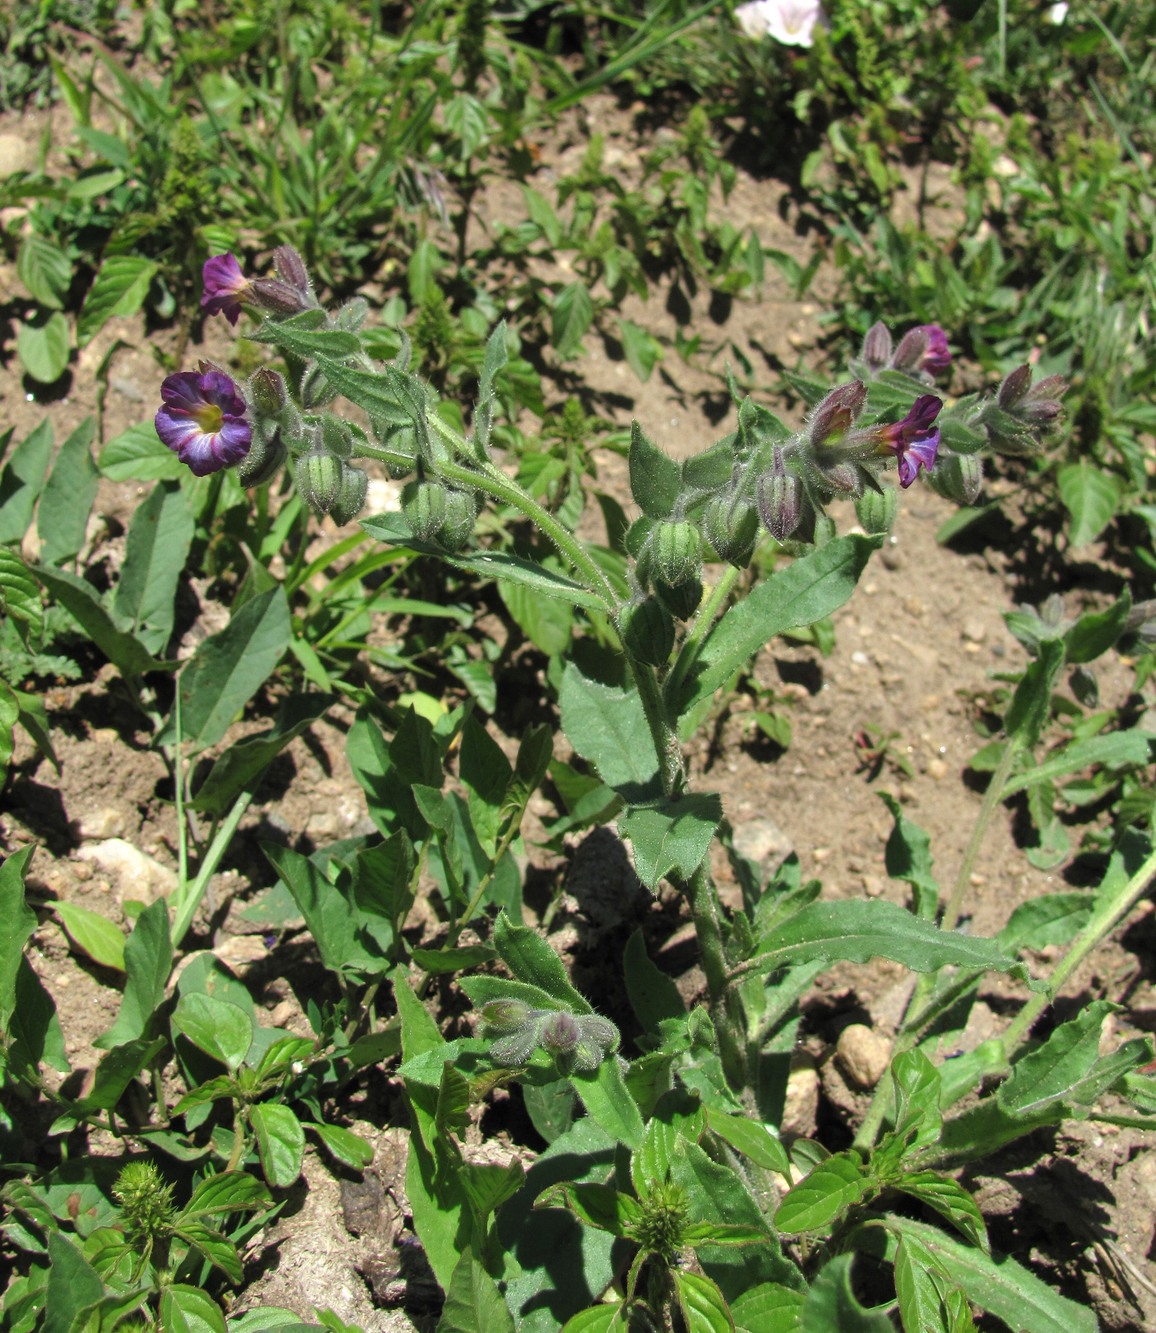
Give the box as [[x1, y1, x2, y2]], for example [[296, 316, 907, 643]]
[[33, 563, 160, 678], [262, 844, 378, 976], [0, 845, 37, 1030], [1063, 592, 1130, 664], [111, 481, 195, 655], [673, 1271, 733, 1333], [55, 902, 125, 971], [570, 1058, 645, 1150], [17, 313, 70, 384], [250, 311, 360, 360], [624, 928, 685, 1031], [618, 792, 723, 889], [535, 1182, 641, 1236], [0, 420, 54, 545], [180, 1171, 271, 1222], [801, 1254, 893, 1331], [77, 256, 158, 345], [410, 944, 498, 972], [552, 281, 594, 360], [51, 1037, 164, 1127], [895, 1234, 953, 1333], [749, 900, 1021, 979], [7, 956, 69, 1078], [474, 321, 508, 453], [999, 731, 1152, 797], [881, 794, 939, 917], [251, 1103, 305, 1187], [882, 1217, 1097, 1333], [308, 1122, 374, 1170], [706, 1111, 790, 1175], [523, 1079, 577, 1145], [38, 418, 99, 566], [96, 899, 172, 1048], [459, 711, 513, 857], [44, 1231, 104, 1333], [99, 422, 188, 482], [172, 993, 254, 1072], [17, 234, 71, 308], [618, 319, 662, 383], [439, 1252, 515, 1333], [1057, 461, 1121, 548], [628, 420, 681, 519], [499, 576, 574, 656], [1004, 638, 1066, 751], [561, 1306, 628, 1333], [158, 1284, 227, 1333], [731, 1285, 804, 1333], [775, 1151, 869, 1233], [162, 587, 291, 753], [191, 694, 335, 817], [174, 1221, 243, 1283], [895, 1172, 987, 1251], [559, 664, 659, 793], [0, 546, 44, 645], [494, 912, 590, 1012], [677, 536, 879, 717]]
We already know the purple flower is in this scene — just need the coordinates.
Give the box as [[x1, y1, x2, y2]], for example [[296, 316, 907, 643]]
[[155, 370, 252, 476], [201, 254, 251, 325], [875, 395, 942, 488], [918, 325, 952, 376]]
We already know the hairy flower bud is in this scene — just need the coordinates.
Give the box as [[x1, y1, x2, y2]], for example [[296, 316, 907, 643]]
[[757, 458, 803, 542], [335, 297, 369, 331], [620, 596, 676, 666], [702, 495, 759, 567], [404, 480, 449, 540], [436, 489, 479, 552], [250, 277, 312, 317], [272, 245, 312, 298], [861, 321, 893, 373], [248, 367, 290, 417], [480, 999, 534, 1033], [295, 450, 343, 515], [651, 520, 703, 589], [997, 364, 1033, 411], [854, 486, 899, 534], [928, 452, 984, 505], [237, 425, 287, 487], [329, 464, 369, 525], [654, 575, 703, 621], [892, 324, 951, 379], [539, 1011, 582, 1057], [809, 381, 867, 450], [320, 414, 353, 459]]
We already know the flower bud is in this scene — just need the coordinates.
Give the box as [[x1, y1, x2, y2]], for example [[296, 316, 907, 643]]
[[702, 495, 759, 567], [997, 364, 1033, 411], [809, 381, 867, 450], [272, 245, 311, 298], [237, 426, 287, 487], [329, 464, 369, 526], [861, 321, 893, 372], [816, 458, 863, 496], [854, 486, 899, 534], [757, 463, 803, 542], [490, 1027, 540, 1067], [250, 277, 312, 317], [651, 520, 702, 589], [892, 324, 951, 378], [320, 414, 353, 459], [928, 452, 984, 505], [335, 297, 369, 331], [301, 361, 339, 410], [480, 999, 533, 1034], [619, 597, 676, 666], [539, 1011, 582, 1058], [654, 576, 703, 621], [1018, 374, 1067, 426], [404, 480, 449, 541], [295, 450, 343, 515], [247, 367, 290, 416], [436, 489, 478, 552]]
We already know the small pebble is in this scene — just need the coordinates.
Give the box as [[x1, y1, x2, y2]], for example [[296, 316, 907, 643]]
[[836, 1024, 892, 1090], [927, 758, 948, 780], [962, 620, 987, 643]]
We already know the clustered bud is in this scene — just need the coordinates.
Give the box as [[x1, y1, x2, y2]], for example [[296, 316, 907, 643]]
[[479, 1000, 620, 1074]]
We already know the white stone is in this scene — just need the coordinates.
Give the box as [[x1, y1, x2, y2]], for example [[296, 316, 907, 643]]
[[75, 839, 178, 906], [836, 1023, 892, 1090]]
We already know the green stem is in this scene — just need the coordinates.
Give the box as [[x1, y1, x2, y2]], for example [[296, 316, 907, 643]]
[[941, 739, 1020, 933], [170, 789, 256, 946]]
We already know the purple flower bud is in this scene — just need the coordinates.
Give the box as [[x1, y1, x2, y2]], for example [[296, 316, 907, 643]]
[[892, 325, 951, 379], [1018, 374, 1067, 425], [539, 1011, 582, 1057], [861, 322, 893, 372], [808, 381, 867, 449], [272, 245, 312, 298], [155, 370, 252, 476], [873, 395, 942, 488], [757, 452, 803, 541], [201, 254, 251, 325], [250, 277, 312, 317], [997, 364, 1033, 410]]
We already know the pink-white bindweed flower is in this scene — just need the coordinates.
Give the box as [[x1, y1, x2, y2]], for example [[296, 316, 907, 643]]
[[734, 0, 826, 48], [155, 369, 252, 476]]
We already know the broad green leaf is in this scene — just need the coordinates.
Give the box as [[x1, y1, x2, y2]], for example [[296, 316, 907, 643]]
[[775, 1151, 869, 1233], [552, 281, 594, 360], [474, 321, 508, 453], [0, 420, 54, 545], [7, 956, 69, 1078], [895, 1172, 987, 1251], [96, 899, 172, 1048], [44, 1231, 103, 1333], [407, 237, 442, 304], [895, 1234, 953, 1333], [618, 318, 662, 383], [444, 91, 489, 159], [731, 1285, 804, 1333], [0, 682, 15, 786], [55, 902, 125, 971], [524, 1078, 577, 1145], [180, 1171, 270, 1221], [76, 256, 158, 345], [262, 844, 379, 975], [629, 420, 681, 519], [99, 422, 187, 481], [998, 892, 1093, 952], [706, 1111, 790, 1175], [881, 794, 938, 917], [1063, 592, 1130, 663], [308, 1122, 374, 1170], [50, 1037, 164, 1127], [618, 792, 722, 889], [17, 313, 70, 384], [34, 563, 160, 678], [249, 313, 360, 360], [0, 845, 37, 1029], [673, 1271, 733, 1333], [624, 928, 685, 1031], [494, 912, 590, 1011], [883, 1217, 1097, 1333], [172, 993, 254, 1072], [111, 481, 195, 654], [158, 1284, 228, 1333], [410, 944, 498, 972], [17, 234, 71, 308], [439, 1252, 515, 1333], [250, 1103, 305, 1187], [561, 1307, 628, 1333], [174, 1221, 242, 1283], [535, 1182, 641, 1236], [162, 586, 290, 752], [748, 900, 1020, 979], [559, 663, 660, 792], [801, 1254, 893, 1331], [999, 731, 1152, 797], [191, 694, 335, 817], [499, 575, 573, 656], [677, 536, 880, 717], [1004, 639, 1065, 750], [38, 418, 99, 566], [459, 711, 513, 856], [0, 546, 43, 644], [1057, 461, 1121, 548], [570, 1058, 645, 1149]]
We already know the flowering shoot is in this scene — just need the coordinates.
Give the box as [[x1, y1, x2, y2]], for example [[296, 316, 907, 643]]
[[155, 369, 252, 476]]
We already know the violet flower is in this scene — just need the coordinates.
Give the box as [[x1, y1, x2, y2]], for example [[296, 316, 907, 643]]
[[201, 254, 251, 326], [892, 324, 951, 379], [155, 369, 252, 476], [875, 395, 942, 488]]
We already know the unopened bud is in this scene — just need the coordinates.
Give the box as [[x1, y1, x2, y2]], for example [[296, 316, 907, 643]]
[[757, 464, 803, 542], [702, 495, 759, 567], [295, 450, 343, 515], [480, 999, 533, 1033], [335, 298, 369, 331], [652, 521, 702, 588], [272, 245, 311, 298], [997, 364, 1033, 410], [329, 464, 368, 526], [892, 324, 951, 378], [654, 576, 703, 621], [237, 426, 287, 488], [404, 480, 449, 541], [861, 322, 893, 372], [320, 414, 353, 459], [301, 361, 338, 410], [436, 489, 478, 552], [490, 1027, 540, 1066], [854, 486, 899, 534], [816, 458, 862, 496], [620, 597, 676, 666], [248, 367, 289, 416], [1019, 374, 1067, 425], [809, 381, 867, 450], [928, 452, 984, 505], [250, 277, 311, 317], [540, 1011, 582, 1057]]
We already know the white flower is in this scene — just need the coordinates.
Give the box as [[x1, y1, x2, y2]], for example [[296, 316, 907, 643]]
[[735, 0, 826, 48], [1047, 2, 1069, 22]]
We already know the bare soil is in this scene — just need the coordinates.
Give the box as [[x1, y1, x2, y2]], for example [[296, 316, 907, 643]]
[[2, 90, 1154, 1332]]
